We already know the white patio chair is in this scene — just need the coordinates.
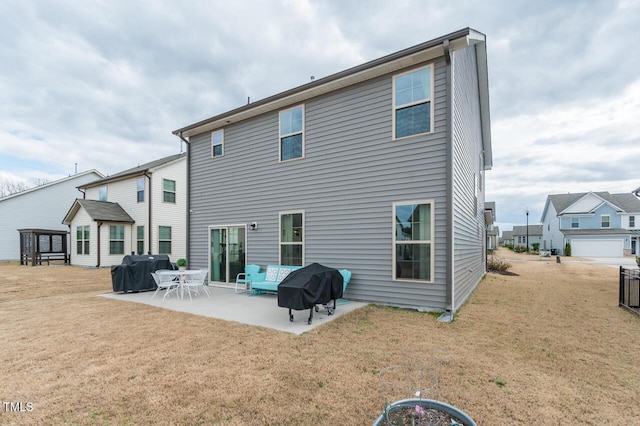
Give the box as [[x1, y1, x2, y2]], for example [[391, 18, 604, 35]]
[[150, 271, 179, 300], [182, 269, 210, 300]]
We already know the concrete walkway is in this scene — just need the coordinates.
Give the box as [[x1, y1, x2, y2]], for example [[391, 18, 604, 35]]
[[100, 286, 367, 335]]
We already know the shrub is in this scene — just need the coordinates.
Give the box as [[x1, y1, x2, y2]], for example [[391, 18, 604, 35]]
[[564, 242, 572, 257], [176, 258, 187, 268], [503, 243, 514, 250], [636, 256, 640, 268], [488, 257, 512, 274], [513, 245, 526, 253], [531, 243, 540, 252]]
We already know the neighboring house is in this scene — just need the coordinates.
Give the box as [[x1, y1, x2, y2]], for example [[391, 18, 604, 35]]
[[488, 226, 499, 250], [513, 225, 543, 250], [62, 153, 186, 267], [541, 191, 640, 257], [0, 170, 104, 261], [501, 231, 514, 246], [485, 202, 498, 250], [172, 28, 492, 315]]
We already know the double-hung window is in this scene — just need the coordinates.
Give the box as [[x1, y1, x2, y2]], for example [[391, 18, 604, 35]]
[[393, 64, 433, 139], [211, 129, 224, 158], [76, 226, 89, 255], [163, 179, 176, 203], [571, 217, 579, 229], [393, 201, 433, 282], [630, 216, 635, 228], [137, 226, 145, 255], [98, 186, 108, 201], [601, 215, 610, 228], [280, 211, 304, 265], [159, 226, 172, 254], [109, 226, 124, 255], [279, 105, 304, 162], [136, 178, 144, 202]]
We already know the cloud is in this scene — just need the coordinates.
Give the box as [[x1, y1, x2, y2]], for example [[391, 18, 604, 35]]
[[487, 75, 640, 227], [1, 0, 639, 230]]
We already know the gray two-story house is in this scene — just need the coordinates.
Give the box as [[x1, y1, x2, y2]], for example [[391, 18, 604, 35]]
[[173, 28, 492, 315]]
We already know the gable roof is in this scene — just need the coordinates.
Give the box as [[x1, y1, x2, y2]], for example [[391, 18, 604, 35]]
[[545, 192, 640, 218], [0, 170, 104, 203], [173, 27, 492, 169], [79, 153, 186, 189], [608, 193, 640, 213], [512, 225, 543, 237], [502, 230, 513, 240], [62, 199, 135, 225]]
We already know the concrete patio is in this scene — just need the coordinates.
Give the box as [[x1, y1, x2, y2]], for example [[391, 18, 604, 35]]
[[101, 286, 368, 335]]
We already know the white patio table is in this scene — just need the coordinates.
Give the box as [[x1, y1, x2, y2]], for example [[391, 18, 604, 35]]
[[156, 269, 203, 299]]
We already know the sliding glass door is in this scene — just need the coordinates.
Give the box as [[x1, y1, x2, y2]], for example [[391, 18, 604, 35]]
[[209, 225, 246, 285]]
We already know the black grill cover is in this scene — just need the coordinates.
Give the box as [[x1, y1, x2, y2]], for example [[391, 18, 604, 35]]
[[111, 254, 173, 292], [277, 263, 344, 310]]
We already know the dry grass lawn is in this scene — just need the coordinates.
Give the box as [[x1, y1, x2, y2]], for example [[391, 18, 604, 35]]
[[1, 248, 639, 425]]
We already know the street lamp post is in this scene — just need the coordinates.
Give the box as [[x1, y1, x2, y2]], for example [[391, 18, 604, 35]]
[[526, 208, 529, 253]]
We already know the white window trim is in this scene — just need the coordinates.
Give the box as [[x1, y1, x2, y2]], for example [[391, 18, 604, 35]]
[[601, 214, 611, 228], [279, 210, 305, 266], [158, 225, 172, 255], [99, 186, 108, 201], [629, 215, 635, 229], [163, 179, 176, 204], [392, 63, 435, 141], [77, 225, 89, 255], [109, 225, 125, 255], [136, 225, 145, 255], [278, 104, 305, 163], [392, 200, 435, 284], [571, 217, 580, 229], [136, 178, 145, 203], [211, 129, 224, 158]]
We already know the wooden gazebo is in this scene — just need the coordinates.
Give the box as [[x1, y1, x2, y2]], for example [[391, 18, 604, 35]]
[[18, 229, 69, 266]]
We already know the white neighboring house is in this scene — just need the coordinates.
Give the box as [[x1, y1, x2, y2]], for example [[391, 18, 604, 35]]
[[62, 153, 187, 267], [0, 170, 104, 261]]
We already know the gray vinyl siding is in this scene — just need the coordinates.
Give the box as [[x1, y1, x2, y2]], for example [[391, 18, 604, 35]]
[[189, 58, 450, 310], [451, 45, 486, 311]]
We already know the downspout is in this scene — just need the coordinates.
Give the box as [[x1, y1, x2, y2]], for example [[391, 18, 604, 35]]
[[78, 187, 86, 199], [444, 39, 455, 318], [67, 224, 72, 265], [97, 222, 102, 268], [178, 132, 190, 264], [144, 171, 152, 254]]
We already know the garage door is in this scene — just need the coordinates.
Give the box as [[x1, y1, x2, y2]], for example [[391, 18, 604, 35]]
[[571, 239, 623, 257]]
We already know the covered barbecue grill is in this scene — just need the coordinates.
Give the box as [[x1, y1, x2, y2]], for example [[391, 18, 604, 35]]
[[277, 263, 344, 324], [111, 254, 174, 292]]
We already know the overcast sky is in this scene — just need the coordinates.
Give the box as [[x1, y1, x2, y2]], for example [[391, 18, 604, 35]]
[[2, 0, 639, 232]]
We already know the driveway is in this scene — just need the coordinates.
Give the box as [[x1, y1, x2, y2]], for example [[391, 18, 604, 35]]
[[500, 251, 638, 269], [561, 256, 638, 268]]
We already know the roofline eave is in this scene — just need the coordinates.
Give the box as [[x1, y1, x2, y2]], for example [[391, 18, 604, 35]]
[[173, 28, 485, 139]]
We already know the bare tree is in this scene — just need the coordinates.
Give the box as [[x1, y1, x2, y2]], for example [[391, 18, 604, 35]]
[[0, 177, 33, 197]]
